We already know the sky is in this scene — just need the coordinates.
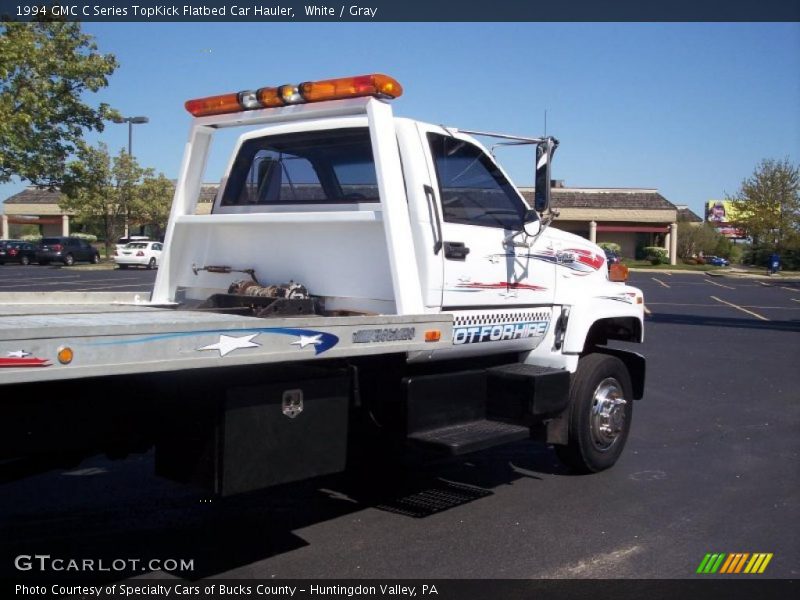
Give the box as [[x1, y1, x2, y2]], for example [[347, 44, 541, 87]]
[[1, 22, 799, 219]]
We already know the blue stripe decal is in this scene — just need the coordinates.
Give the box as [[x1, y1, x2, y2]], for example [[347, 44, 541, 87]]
[[86, 327, 339, 355]]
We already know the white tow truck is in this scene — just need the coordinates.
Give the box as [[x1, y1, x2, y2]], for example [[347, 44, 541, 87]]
[[0, 74, 645, 494]]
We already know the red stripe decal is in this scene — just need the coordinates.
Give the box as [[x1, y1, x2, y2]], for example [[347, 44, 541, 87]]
[[0, 357, 51, 368], [566, 248, 606, 270], [456, 282, 546, 291]]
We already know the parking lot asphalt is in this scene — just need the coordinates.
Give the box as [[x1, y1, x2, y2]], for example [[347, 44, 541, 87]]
[[0, 271, 798, 581], [0, 263, 156, 293]]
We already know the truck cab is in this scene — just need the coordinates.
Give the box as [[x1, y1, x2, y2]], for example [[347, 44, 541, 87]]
[[146, 74, 645, 477]]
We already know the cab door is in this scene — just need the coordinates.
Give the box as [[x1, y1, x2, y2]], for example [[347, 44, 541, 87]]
[[420, 126, 556, 309]]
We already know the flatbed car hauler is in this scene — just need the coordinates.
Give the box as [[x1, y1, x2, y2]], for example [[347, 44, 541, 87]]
[[0, 74, 645, 495]]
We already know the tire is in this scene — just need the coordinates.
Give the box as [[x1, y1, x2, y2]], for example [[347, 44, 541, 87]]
[[555, 353, 634, 473], [92, 253, 100, 264], [63, 254, 74, 266], [20, 256, 30, 266], [147, 257, 156, 270]]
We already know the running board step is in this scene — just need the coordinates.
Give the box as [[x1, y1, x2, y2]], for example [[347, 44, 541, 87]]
[[408, 420, 530, 456]]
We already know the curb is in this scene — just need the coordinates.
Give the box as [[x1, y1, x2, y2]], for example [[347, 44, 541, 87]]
[[44, 263, 117, 271]]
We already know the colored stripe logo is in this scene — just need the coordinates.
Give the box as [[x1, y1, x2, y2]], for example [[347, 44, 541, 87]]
[[696, 553, 773, 574]]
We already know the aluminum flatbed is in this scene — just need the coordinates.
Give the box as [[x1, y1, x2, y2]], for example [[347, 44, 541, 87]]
[[0, 292, 452, 385]]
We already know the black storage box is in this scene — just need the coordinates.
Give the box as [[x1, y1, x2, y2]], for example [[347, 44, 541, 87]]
[[156, 370, 350, 496]]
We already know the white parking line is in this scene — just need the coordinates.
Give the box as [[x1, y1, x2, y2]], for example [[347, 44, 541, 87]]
[[781, 286, 797, 292], [710, 296, 769, 321], [0, 280, 90, 289], [648, 302, 800, 310], [71, 283, 153, 291], [0, 274, 81, 284], [643, 305, 652, 315], [652, 277, 671, 288], [757, 281, 772, 287], [546, 544, 643, 578], [704, 278, 735, 290]]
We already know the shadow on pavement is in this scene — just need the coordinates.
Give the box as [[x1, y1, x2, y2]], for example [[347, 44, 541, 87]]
[[648, 312, 800, 333], [1, 440, 566, 581]]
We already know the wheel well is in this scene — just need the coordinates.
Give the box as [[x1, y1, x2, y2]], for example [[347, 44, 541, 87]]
[[583, 317, 642, 350]]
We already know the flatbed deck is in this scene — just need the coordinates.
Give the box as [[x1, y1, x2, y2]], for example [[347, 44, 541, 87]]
[[0, 293, 452, 384]]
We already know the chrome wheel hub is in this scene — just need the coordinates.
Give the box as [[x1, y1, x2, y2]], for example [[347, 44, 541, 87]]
[[590, 377, 627, 451]]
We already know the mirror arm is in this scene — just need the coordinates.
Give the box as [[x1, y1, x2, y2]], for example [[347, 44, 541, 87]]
[[503, 229, 532, 248]]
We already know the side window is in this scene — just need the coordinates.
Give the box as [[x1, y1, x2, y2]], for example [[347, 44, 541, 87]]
[[154, 244, 162, 251], [428, 133, 527, 229]]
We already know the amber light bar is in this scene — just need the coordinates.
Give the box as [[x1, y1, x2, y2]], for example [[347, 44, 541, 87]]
[[185, 73, 403, 117]]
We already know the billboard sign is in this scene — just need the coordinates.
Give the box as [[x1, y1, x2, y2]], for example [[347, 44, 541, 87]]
[[706, 200, 746, 239]]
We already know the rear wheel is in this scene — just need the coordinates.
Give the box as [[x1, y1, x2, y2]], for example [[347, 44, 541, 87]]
[[147, 257, 156, 270], [555, 353, 633, 473], [92, 253, 100, 264], [63, 254, 74, 267], [20, 256, 30, 266]]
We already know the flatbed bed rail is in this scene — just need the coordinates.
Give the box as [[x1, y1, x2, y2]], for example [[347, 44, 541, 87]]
[[0, 293, 452, 384]]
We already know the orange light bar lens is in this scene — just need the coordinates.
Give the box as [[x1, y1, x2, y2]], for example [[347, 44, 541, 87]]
[[185, 93, 242, 117], [256, 87, 283, 108], [609, 263, 629, 282], [300, 74, 403, 103]]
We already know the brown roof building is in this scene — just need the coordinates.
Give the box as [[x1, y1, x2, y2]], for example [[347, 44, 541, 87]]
[[4, 183, 679, 263]]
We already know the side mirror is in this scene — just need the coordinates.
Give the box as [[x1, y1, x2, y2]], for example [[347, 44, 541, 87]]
[[534, 138, 557, 213]]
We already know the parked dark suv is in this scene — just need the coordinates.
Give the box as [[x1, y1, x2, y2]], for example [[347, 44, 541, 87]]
[[0, 240, 37, 265], [36, 237, 101, 266]]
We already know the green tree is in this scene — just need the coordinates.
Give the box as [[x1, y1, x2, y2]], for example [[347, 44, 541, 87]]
[[132, 173, 173, 241], [728, 158, 800, 251], [60, 142, 118, 259], [0, 20, 118, 187], [677, 222, 723, 259], [60, 143, 171, 258]]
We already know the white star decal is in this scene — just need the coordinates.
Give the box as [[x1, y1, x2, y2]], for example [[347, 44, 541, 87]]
[[198, 334, 260, 357], [6, 350, 31, 358], [292, 334, 323, 349]]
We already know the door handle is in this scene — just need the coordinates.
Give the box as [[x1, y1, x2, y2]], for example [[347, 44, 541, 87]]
[[444, 241, 470, 260]]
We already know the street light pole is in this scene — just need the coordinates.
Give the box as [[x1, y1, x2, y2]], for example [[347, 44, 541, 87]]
[[113, 115, 149, 237]]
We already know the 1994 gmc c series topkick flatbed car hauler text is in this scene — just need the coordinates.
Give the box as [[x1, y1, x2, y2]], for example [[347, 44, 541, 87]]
[[0, 74, 645, 495]]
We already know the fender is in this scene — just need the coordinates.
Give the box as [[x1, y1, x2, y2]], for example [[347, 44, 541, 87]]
[[592, 346, 646, 400], [560, 292, 644, 355]]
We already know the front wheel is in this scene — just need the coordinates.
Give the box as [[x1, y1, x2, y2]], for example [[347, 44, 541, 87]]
[[92, 253, 100, 264], [147, 257, 156, 270], [555, 353, 633, 473], [63, 254, 74, 266]]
